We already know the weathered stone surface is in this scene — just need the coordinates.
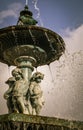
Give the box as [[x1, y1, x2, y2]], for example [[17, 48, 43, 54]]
[[0, 113, 83, 130], [0, 25, 65, 67]]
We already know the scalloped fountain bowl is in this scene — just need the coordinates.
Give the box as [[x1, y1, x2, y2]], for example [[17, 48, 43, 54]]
[[0, 25, 65, 67]]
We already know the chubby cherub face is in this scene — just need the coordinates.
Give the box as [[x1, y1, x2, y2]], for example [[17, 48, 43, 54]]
[[12, 68, 23, 80], [31, 72, 44, 83], [14, 72, 22, 80]]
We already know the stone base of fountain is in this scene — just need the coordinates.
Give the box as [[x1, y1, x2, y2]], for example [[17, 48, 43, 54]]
[[0, 113, 83, 130]]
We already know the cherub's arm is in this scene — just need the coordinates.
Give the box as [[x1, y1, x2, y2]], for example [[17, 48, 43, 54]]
[[29, 83, 34, 95], [4, 87, 13, 99]]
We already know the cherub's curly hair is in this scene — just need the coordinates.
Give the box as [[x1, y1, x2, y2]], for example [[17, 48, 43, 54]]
[[12, 68, 23, 78], [30, 72, 44, 81]]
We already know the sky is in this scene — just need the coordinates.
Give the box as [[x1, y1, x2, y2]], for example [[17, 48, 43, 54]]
[[0, 0, 83, 121], [0, 0, 83, 32]]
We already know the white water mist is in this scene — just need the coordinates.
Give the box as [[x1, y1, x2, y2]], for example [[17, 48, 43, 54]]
[[32, 0, 44, 26]]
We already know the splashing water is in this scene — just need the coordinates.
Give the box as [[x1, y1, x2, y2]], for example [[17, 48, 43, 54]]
[[26, 0, 28, 5], [29, 29, 36, 43], [12, 30, 20, 55], [8, 66, 11, 77], [32, 0, 44, 26], [48, 65, 55, 87], [48, 50, 83, 120], [50, 50, 83, 84], [37, 50, 83, 120]]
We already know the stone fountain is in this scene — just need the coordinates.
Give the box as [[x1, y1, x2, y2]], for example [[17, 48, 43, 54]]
[[0, 4, 82, 130]]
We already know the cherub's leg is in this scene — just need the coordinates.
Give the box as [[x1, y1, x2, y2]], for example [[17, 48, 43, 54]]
[[32, 108, 36, 115], [16, 96, 27, 113]]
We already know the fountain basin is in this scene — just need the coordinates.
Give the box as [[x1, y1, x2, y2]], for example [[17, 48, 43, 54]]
[[0, 25, 65, 67]]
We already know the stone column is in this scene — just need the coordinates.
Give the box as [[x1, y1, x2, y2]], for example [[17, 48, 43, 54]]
[[14, 56, 36, 82]]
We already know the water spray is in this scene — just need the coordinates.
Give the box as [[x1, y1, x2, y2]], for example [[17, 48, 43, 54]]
[[26, 0, 28, 6], [32, 0, 44, 26]]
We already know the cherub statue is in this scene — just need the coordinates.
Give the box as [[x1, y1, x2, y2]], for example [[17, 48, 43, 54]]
[[29, 72, 45, 115], [4, 77, 16, 113], [11, 68, 29, 114]]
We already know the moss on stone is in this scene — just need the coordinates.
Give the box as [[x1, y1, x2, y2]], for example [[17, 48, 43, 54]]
[[0, 113, 83, 130]]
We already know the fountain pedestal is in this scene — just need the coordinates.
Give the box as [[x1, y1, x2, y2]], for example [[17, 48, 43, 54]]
[[14, 56, 36, 81]]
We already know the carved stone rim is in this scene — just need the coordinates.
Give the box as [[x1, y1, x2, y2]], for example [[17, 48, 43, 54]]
[[0, 25, 65, 66], [14, 56, 36, 71]]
